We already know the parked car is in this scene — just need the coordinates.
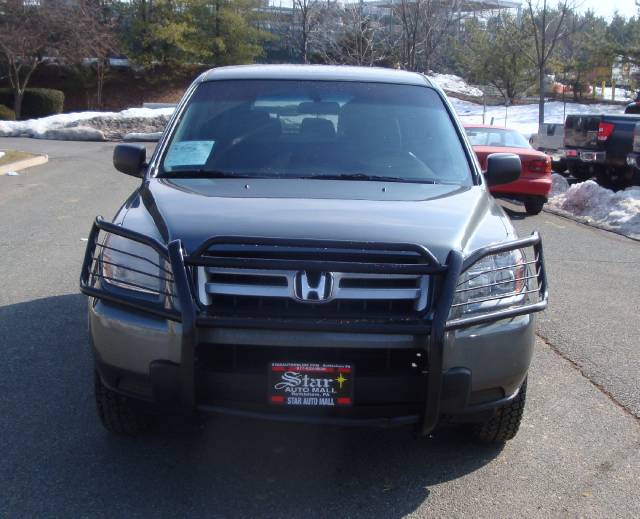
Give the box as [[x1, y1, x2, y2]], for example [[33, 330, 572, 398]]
[[563, 113, 640, 187], [529, 123, 566, 173], [465, 124, 552, 215], [80, 65, 547, 444]]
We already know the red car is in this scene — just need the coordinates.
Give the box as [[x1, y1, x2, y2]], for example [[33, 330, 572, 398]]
[[465, 125, 552, 215]]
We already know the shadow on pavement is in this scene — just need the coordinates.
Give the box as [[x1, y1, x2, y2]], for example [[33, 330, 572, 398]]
[[1, 294, 503, 517]]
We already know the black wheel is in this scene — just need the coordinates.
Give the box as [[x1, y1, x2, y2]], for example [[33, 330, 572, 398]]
[[469, 379, 527, 444], [524, 197, 545, 216], [551, 158, 567, 174], [599, 168, 632, 190], [568, 164, 592, 181], [94, 372, 149, 436]]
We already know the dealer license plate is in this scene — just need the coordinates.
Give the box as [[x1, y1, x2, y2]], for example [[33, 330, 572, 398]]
[[268, 362, 353, 407]]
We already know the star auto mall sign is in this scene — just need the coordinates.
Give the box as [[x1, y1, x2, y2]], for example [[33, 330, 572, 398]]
[[268, 363, 354, 407]]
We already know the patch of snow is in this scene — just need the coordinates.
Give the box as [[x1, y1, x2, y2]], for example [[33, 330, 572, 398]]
[[6, 171, 19, 176], [143, 103, 177, 109], [36, 126, 106, 141], [0, 95, 629, 145], [427, 73, 483, 98], [0, 151, 4, 160], [0, 107, 174, 139], [123, 132, 163, 142], [451, 99, 626, 138], [546, 179, 640, 240], [594, 86, 634, 102]]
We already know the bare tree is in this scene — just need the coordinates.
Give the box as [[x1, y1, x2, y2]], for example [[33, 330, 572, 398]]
[[0, 0, 66, 118], [0, 0, 95, 118], [394, 0, 459, 72], [315, 1, 388, 66], [292, 0, 322, 63], [522, 0, 576, 125], [75, 0, 119, 109], [420, 0, 459, 72], [339, 2, 387, 66], [395, 0, 422, 71]]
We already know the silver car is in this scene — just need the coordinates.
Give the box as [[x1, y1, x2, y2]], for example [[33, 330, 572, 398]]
[[81, 65, 548, 442]]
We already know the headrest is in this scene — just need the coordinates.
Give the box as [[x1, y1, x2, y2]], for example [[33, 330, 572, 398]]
[[300, 118, 335, 139], [338, 103, 401, 149]]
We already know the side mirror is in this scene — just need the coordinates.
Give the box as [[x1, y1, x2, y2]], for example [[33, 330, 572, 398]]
[[485, 153, 521, 186], [113, 144, 146, 178]]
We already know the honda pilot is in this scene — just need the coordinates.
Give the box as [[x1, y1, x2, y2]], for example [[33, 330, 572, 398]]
[[81, 65, 548, 443]]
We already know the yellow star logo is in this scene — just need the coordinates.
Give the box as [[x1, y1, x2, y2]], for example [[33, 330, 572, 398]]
[[335, 373, 347, 388]]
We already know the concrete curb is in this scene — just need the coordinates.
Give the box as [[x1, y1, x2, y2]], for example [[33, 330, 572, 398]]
[[0, 154, 48, 175]]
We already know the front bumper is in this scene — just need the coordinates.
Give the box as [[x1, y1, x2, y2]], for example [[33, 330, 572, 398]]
[[91, 299, 535, 426], [81, 218, 548, 434]]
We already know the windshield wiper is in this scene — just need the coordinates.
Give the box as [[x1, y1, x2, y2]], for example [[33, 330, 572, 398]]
[[161, 169, 263, 179], [307, 173, 438, 184]]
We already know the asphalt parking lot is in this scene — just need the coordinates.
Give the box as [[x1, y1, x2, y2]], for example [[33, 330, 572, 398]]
[[1, 138, 639, 517]]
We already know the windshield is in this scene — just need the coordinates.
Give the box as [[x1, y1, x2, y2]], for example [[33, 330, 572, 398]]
[[158, 80, 473, 185], [465, 127, 531, 149]]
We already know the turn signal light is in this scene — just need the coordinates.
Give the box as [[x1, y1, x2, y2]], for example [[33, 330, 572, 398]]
[[524, 158, 551, 175]]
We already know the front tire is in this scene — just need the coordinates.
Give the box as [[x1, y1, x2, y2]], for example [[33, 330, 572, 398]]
[[469, 378, 527, 444], [94, 372, 149, 436], [552, 158, 567, 174], [524, 197, 545, 216]]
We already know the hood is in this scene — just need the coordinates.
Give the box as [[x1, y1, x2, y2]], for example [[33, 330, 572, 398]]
[[124, 178, 513, 264]]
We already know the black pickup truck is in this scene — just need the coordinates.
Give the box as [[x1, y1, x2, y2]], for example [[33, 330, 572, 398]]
[[564, 113, 640, 186], [625, 121, 640, 179]]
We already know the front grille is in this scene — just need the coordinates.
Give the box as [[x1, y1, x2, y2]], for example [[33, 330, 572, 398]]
[[198, 345, 427, 376], [192, 242, 435, 320]]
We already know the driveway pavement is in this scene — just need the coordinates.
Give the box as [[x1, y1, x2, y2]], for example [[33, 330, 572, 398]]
[[515, 210, 640, 417], [1, 138, 639, 517]]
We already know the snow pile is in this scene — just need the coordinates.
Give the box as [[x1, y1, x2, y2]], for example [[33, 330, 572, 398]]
[[0, 107, 174, 140], [123, 132, 163, 142], [40, 126, 107, 141], [427, 73, 483, 98], [451, 99, 626, 138], [546, 178, 640, 239], [67, 115, 170, 140], [0, 151, 4, 160]]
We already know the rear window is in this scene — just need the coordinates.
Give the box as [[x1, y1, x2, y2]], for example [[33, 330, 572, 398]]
[[159, 80, 473, 185], [566, 116, 600, 132], [465, 127, 531, 148]]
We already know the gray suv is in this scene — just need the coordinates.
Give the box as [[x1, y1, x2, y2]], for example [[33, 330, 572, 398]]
[[80, 65, 548, 443]]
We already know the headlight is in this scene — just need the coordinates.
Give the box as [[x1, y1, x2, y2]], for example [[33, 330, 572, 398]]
[[100, 234, 165, 295], [450, 249, 530, 320]]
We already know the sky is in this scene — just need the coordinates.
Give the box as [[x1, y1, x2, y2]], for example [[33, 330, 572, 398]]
[[576, 0, 637, 19]]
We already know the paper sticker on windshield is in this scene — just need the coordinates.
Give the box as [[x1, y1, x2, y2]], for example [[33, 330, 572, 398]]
[[164, 140, 214, 169]]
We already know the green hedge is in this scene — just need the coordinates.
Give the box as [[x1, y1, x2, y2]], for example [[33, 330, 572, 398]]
[[0, 88, 64, 119], [0, 104, 16, 121]]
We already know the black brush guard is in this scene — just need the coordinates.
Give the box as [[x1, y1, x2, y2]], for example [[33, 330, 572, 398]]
[[80, 216, 548, 434]]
